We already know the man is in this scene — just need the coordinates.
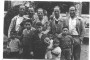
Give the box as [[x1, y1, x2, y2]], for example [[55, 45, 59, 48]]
[[24, 7, 35, 22], [8, 5, 25, 38], [64, 6, 85, 60], [49, 6, 64, 38], [33, 8, 50, 35]]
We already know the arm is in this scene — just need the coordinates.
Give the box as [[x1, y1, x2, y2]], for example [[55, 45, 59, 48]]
[[79, 18, 85, 41], [8, 17, 16, 38]]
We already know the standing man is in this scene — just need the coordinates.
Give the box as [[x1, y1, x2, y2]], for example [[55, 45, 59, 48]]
[[64, 6, 85, 60], [49, 6, 64, 38], [33, 8, 50, 35], [8, 5, 25, 38]]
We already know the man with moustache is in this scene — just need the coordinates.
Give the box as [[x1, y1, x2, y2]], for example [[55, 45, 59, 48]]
[[64, 6, 85, 60]]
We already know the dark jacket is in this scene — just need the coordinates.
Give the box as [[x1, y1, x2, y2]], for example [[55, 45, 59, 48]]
[[49, 15, 65, 35]]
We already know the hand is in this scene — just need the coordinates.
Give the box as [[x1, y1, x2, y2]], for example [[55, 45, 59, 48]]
[[30, 51, 34, 56]]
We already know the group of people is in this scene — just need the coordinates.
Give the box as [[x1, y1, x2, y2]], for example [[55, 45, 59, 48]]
[[7, 4, 85, 60]]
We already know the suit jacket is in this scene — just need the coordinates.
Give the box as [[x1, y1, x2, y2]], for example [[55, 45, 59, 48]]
[[64, 16, 85, 41], [50, 15, 64, 35]]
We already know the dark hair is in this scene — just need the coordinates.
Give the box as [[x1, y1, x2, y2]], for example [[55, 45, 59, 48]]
[[36, 22, 42, 26], [53, 38, 59, 43], [10, 30, 17, 35], [24, 19, 32, 25], [62, 26, 69, 30]]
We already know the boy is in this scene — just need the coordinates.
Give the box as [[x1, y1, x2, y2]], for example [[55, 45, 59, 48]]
[[58, 26, 73, 60], [51, 38, 61, 60], [7, 31, 21, 58], [21, 19, 35, 59]]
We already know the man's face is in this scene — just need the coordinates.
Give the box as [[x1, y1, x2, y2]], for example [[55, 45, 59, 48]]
[[25, 22, 31, 29], [62, 28, 68, 35], [69, 7, 76, 17], [28, 8, 34, 16], [54, 9, 60, 16], [11, 33, 16, 38], [19, 6, 25, 15], [53, 42, 59, 47], [37, 9, 43, 18], [36, 26, 42, 33]]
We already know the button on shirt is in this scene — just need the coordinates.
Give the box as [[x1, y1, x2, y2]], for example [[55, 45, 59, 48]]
[[69, 17, 78, 35]]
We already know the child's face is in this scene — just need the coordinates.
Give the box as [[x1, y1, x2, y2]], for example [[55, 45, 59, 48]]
[[62, 28, 68, 35], [25, 22, 31, 29], [36, 26, 42, 32], [53, 42, 59, 47], [11, 34, 16, 38]]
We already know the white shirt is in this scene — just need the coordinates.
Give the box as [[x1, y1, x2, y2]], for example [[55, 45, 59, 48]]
[[15, 15, 24, 31], [52, 47, 61, 60], [69, 17, 78, 35]]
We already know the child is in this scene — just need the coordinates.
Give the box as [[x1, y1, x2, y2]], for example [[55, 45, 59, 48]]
[[7, 31, 21, 58], [51, 38, 61, 60], [44, 37, 53, 59], [58, 26, 73, 60], [21, 19, 35, 59]]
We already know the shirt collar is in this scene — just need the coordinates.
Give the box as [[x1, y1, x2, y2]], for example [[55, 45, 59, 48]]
[[53, 14, 62, 21]]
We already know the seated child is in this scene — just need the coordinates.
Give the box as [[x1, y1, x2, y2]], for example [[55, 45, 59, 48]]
[[7, 31, 21, 58], [57, 26, 73, 60]]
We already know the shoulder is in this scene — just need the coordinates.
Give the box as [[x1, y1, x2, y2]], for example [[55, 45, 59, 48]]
[[76, 16, 83, 22], [50, 15, 54, 19], [15, 38, 20, 42], [66, 35, 73, 39], [23, 29, 27, 33], [58, 33, 63, 38], [31, 27, 36, 31], [55, 47, 61, 52], [12, 15, 19, 20]]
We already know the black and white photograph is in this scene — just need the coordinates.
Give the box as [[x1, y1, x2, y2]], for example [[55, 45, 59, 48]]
[[3, 1, 89, 60]]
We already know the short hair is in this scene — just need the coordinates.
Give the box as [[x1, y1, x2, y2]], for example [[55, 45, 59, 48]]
[[54, 6, 60, 11], [53, 38, 59, 43], [19, 5, 25, 9], [10, 30, 17, 35], [28, 7, 34, 12], [62, 26, 69, 30], [69, 5, 76, 11], [37, 8, 44, 13], [24, 19, 32, 25], [36, 22, 42, 26]]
